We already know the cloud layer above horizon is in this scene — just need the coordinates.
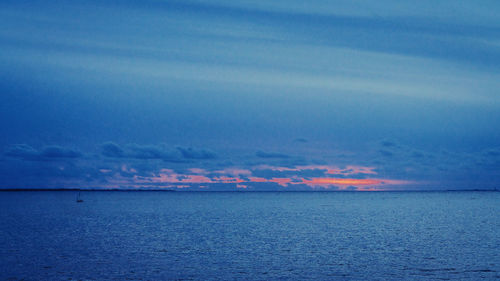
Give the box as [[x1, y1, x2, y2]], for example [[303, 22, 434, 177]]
[[1, 0, 499, 190]]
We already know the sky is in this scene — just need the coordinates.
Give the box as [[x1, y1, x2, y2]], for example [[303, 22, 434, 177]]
[[1, 0, 499, 191]]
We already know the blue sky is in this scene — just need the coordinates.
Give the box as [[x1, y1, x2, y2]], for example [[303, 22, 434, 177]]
[[1, 0, 499, 190]]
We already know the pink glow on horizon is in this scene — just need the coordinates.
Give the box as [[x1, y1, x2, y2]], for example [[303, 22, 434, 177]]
[[268, 178, 292, 186], [248, 177, 292, 186], [137, 171, 214, 184], [214, 168, 252, 176], [297, 177, 411, 188], [213, 176, 245, 183], [299, 178, 382, 186], [248, 177, 268, 183], [180, 175, 214, 183], [101, 164, 411, 190]]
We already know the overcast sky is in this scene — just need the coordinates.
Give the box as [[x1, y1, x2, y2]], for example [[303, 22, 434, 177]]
[[1, 0, 499, 190]]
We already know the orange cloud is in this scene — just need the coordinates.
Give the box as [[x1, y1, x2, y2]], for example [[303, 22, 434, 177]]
[[248, 177, 268, 183], [268, 178, 292, 186], [300, 178, 382, 186], [103, 164, 411, 190], [248, 177, 291, 186], [213, 176, 245, 183], [188, 168, 208, 174], [297, 177, 410, 189]]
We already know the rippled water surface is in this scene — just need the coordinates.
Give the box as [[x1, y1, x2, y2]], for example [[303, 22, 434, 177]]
[[1, 191, 499, 280]]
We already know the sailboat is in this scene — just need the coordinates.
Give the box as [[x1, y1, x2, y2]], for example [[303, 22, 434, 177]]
[[76, 191, 84, 203]]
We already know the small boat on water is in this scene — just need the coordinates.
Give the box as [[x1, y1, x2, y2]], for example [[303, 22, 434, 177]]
[[76, 191, 83, 203]]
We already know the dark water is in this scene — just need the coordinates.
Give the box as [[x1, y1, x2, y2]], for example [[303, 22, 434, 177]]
[[1, 191, 499, 280]]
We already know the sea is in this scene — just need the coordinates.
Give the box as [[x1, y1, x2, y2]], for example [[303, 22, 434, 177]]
[[0, 191, 499, 280]]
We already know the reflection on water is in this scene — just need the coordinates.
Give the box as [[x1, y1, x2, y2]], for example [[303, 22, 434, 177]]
[[1, 191, 499, 280]]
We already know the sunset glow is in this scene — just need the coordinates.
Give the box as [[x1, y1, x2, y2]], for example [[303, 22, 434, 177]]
[[99, 165, 411, 191]]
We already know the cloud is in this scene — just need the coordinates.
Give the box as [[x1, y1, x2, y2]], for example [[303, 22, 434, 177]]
[[40, 146, 82, 158], [482, 148, 500, 157], [410, 150, 425, 159], [0, 143, 415, 191], [101, 143, 217, 161], [255, 150, 290, 159], [2, 139, 497, 191], [213, 168, 252, 176], [294, 138, 308, 143], [369, 139, 500, 190], [127, 144, 178, 160], [0, 155, 105, 189], [4, 144, 82, 161], [380, 139, 398, 147], [298, 177, 408, 188], [101, 142, 125, 158], [101, 142, 204, 163], [4, 144, 39, 160], [378, 149, 394, 157], [475, 148, 500, 168], [101, 163, 408, 191], [250, 164, 378, 179], [177, 147, 216, 159]]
